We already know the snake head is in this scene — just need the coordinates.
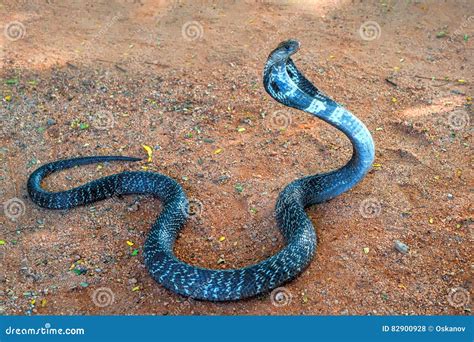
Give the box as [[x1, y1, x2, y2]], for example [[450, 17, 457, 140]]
[[266, 39, 300, 67]]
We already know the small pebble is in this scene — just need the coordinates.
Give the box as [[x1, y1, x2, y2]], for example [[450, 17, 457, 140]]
[[127, 203, 139, 212], [447, 193, 454, 200], [46, 118, 56, 126], [214, 175, 230, 184], [394, 240, 409, 254]]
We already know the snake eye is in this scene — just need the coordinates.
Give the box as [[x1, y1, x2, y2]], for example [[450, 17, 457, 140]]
[[280, 40, 300, 54]]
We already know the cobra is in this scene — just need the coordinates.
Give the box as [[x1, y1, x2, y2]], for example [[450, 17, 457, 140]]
[[27, 39, 375, 301]]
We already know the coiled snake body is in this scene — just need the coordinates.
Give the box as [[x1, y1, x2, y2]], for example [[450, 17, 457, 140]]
[[28, 40, 375, 301]]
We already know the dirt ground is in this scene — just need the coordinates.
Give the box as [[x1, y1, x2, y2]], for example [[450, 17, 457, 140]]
[[0, 0, 472, 315]]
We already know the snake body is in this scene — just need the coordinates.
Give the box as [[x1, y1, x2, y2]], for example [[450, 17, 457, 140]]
[[27, 40, 374, 301]]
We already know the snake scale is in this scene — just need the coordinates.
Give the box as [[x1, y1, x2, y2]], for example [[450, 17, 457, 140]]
[[27, 40, 375, 301]]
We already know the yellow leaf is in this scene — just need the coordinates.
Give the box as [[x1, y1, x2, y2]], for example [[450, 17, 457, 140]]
[[237, 127, 246, 133], [0, 240, 5, 245], [429, 217, 434, 224], [126, 240, 134, 246], [142, 144, 153, 162], [218, 236, 226, 242], [4, 95, 11, 102], [132, 286, 140, 292], [214, 148, 223, 154], [391, 97, 397, 103], [363, 247, 370, 254], [41, 299, 47, 307], [31, 299, 36, 305], [372, 163, 382, 168], [457, 79, 466, 84]]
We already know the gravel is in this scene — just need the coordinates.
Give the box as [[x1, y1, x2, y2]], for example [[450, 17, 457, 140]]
[[394, 240, 409, 254]]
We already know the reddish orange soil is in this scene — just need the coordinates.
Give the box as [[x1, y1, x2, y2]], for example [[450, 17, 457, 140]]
[[0, 0, 472, 315]]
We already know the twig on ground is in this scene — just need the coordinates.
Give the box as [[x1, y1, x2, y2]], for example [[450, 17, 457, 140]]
[[385, 78, 398, 87]]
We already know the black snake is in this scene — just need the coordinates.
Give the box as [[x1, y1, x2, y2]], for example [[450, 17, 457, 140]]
[[27, 40, 375, 301]]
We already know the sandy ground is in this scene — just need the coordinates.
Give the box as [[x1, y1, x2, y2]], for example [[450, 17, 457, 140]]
[[0, 0, 472, 315]]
